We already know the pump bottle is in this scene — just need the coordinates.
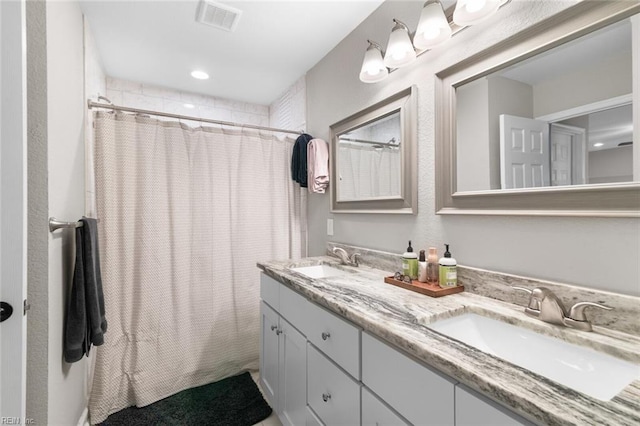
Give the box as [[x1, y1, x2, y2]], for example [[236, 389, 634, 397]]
[[438, 244, 457, 288], [402, 241, 419, 280]]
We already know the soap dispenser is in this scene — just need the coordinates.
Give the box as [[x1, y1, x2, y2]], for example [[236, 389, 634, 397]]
[[438, 244, 457, 288], [418, 250, 428, 283], [402, 241, 419, 280]]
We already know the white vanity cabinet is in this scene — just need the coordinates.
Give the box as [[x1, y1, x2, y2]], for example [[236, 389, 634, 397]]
[[260, 274, 308, 426], [260, 272, 535, 426], [455, 384, 535, 426]]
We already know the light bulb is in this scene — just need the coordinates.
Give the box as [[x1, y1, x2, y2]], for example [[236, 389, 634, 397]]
[[384, 20, 416, 68], [359, 41, 388, 83], [453, 0, 500, 26], [414, 0, 452, 50], [190, 70, 209, 80], [465, 0, 486, 14]]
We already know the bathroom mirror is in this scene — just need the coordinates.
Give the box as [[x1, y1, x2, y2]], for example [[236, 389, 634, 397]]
[[330, 86, 417, 214], [435, 1, 640, 216]]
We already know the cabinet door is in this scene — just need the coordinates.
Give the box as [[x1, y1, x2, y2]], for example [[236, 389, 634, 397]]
[[455, 385, 535, 426], [279, 318, 307, 426], [260, 301, 280, 410], [362, 387, 409, 426], [362, 332, 455, 425], [306, 406, 324, 426], [307, 344, 360, 426]]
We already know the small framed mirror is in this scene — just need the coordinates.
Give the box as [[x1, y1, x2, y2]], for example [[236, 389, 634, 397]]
[[330, 86, 417, 214], [435, 1, 640, 216]]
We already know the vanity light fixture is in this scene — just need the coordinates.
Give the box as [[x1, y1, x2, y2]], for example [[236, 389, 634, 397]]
[[383, 19, 417, 68], [359, 0, 509, 83], [453, 0, 501, 26], [414, 0, 452, 50], [191, 70, 210, 80], [359, 40, 389, 83]]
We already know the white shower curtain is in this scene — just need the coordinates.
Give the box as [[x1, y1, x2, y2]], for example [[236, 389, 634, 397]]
[[88, 112, 307, 423]]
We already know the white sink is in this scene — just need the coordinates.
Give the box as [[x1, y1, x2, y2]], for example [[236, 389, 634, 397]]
[[290, 264, 348, 279], [428, 313, 640, 401]]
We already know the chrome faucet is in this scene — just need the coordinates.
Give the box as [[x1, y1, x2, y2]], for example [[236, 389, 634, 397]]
[[512, 286, 611, 332], [332, 247, 360, 267]]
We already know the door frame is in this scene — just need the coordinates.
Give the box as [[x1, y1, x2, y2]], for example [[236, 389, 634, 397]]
[[0, 0, 28, 419]]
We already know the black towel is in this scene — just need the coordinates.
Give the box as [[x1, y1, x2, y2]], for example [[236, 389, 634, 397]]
[[291, 133, 313, 188], [64, 217, 107, 363]]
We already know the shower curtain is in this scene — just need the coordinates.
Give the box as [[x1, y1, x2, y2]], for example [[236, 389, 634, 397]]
[[88, 112, 307, 423], [338, 144, 401, 200]]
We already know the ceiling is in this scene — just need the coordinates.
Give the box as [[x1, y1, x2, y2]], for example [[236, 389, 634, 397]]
[[80, 0, 385, 106]]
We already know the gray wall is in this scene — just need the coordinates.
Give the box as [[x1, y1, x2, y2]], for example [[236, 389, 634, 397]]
[[589, 145, 634, 183], [26, 1, 49, 423], [46, 1, 91, 424], [306, 0, 640, 296]]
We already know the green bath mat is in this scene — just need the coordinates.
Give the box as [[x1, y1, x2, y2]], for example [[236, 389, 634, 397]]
[[98, 372, 272, 426]]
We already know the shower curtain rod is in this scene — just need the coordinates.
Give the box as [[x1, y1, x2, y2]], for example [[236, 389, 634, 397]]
[[87, 100, 304, 136], [339, 136, 399, 147]]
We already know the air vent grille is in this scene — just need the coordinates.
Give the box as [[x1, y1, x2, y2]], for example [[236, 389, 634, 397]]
[[196, 0, 242, 32]]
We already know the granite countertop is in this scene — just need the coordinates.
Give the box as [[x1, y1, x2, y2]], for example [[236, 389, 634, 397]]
[[257, 256, 640, 426]]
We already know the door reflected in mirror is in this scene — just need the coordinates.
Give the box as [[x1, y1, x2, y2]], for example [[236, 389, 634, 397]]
[[337, 111, 402, 201], [456, 16, 636, 192]]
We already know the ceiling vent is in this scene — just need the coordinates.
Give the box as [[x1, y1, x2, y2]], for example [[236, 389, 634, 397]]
[[196, 0, 242, 32]]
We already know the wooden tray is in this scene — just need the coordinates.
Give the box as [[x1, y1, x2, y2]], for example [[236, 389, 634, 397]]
[[384, 276, 464, 298]]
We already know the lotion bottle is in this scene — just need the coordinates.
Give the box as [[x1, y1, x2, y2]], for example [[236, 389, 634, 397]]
[[426, 247, 439, 285], [418, 250, 428, 283], [402, 241, 418, 280], [438, 244, 457, 288]]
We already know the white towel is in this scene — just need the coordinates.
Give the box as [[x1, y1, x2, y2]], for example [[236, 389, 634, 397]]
[[307, 138, 330, 193]]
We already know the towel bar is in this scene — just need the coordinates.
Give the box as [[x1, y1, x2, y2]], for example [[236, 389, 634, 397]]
[[49, 217, 99, 232]]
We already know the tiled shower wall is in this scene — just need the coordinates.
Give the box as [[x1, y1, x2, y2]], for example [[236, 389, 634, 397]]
[[269, 75, 306, 132], [104, 77, 270, 127]]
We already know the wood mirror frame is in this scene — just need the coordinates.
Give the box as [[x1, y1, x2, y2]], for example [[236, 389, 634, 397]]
[[435, 1, 640, 217], [330, 86, 417, 214]]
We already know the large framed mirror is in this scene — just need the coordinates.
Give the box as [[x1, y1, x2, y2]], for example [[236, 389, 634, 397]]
[[330, 86, 417, 214], [436, 1, 640, 216]]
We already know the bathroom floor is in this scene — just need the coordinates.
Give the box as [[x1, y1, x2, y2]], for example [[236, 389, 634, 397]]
[[251, 371, 282, 426]]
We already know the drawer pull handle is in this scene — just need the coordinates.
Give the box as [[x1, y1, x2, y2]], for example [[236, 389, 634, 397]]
[[275, 329, 283, 335], [270, 325, 278, 331], [322, 392, 331, 402], [321, 332, 331, 341]]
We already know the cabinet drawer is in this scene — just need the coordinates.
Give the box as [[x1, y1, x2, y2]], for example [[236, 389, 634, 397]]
[[279, 283, 308, 335], [307, 344, 360, 426], [306, 301, 360, 379], [260, 273, 280, 311], [362, 386, 409, 426], [362, 332, 456, 425]]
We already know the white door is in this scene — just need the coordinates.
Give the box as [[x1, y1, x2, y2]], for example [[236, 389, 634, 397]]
[[260, 302, 280, 411], [0, 0, 28, 420], [500, 114, 550, 189], [279, 318, 306, 426], [550, 123, 587, 186]]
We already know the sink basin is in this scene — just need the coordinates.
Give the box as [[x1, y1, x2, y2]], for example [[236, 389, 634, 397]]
[[428, 313, 640, 401], [290, 264, 348, 279]]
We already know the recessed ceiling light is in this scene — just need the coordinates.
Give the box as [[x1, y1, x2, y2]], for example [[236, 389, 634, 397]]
[[593, 143, 604, 147], [184, 103, 195, 109], [191, 70, 209, 80]]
